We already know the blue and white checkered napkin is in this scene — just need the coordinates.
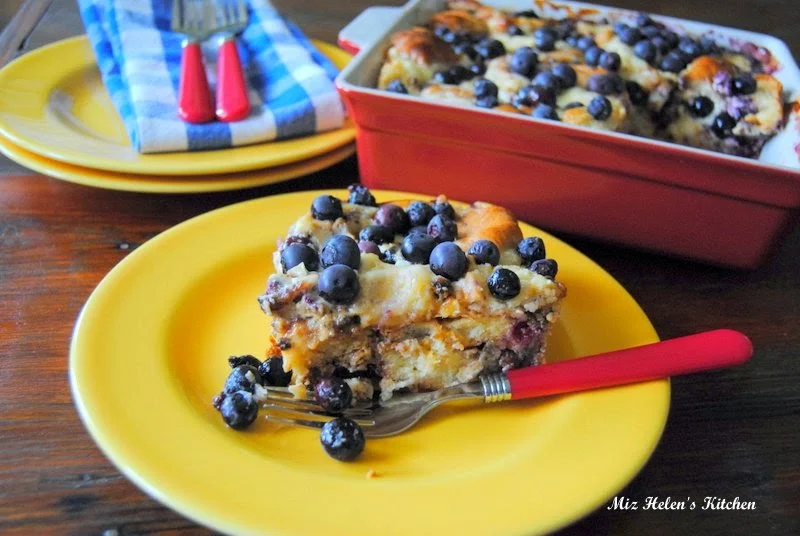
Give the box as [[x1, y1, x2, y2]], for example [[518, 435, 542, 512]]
[[78, 0, 345, 153]]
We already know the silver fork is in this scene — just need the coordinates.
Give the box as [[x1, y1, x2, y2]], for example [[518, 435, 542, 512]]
[[172, 0, 216, 123], [212, 0, 250, 121], [259, 330, 752, 438]]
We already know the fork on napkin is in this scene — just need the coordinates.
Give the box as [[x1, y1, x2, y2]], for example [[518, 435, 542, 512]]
[[78, 0, 345, 153]]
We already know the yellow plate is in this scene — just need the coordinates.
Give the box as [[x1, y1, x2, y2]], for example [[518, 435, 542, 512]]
[[0, 133, 355, 193], [0, 37, 355, 176], [70, 190, 670, 536]]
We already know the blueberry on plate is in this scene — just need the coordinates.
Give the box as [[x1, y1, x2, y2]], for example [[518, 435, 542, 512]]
[[433, 70, 458, 85], [616, 24, 642, 46], [375, 203, 410, 234], [347, 184, 377, 206], [576, 35, 595, 51], [474, 78, 499, 99], [224, 365, 262, 394], [429, 242, 469, 280], [448, 65, 473, 83], [678, 37, 703, 60], [711, 112, 737, 138], [401, 233, 437, 264], [534, 27, 557, 51], [587, 73, 624, 95], [318, 264, 360, 304], [731, 74, 757, 95], [633, 40, 657, 63], [320, 416, 365, 461], [506, 24, 525, 36], [407, 225, 429, 237], [517, 236, 546, 263], [532, 71, 561, 93], [311, 194, 343, 221], [320, 234, 361, 270], [587, 95, 613, 120], [509, 47, 539, 78], [359, 224, 394, 244], [688, 96, 714, 117], [475, 37, 506, 59], [433, 201, 457, 220], [530, 258, 559, 279], [551, 63, 576, 88], [280, 242, 319, 273], [650, 35, 670, 55], [514, 85, 556, 107], [659, 51, 686, 73], [488, 268, 521, 300], [220, 390, 259, 430], [385, 80, 408, 94], [476, 95, 499, 108], [625, 80, 649, 106], [258, 356, 292, 387], [468, 239, 500, 266], [584, 46, 603, 67], [228, 354, 262, 369], [315, 376, 353, 413], [454, 42, 479, 61], [532, 104, 559, 120], [599, 51, 621, 71], [358, 240, 381, 255], [427, 214, 458, 242], [406, 201, 436, 227], [469, 62, 487, 76]]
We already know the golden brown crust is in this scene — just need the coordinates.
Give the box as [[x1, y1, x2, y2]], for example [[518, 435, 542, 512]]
[[389, 27, 457, 65], [430, 10, 489, 35], [683, 56, 734, 83], [456, 201, 524, 250]]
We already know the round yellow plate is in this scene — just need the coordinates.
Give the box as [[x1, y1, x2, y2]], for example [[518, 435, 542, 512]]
[[70, 190, 670, 536], [0, 133, 355, 193], [0, 37, 355, 176]]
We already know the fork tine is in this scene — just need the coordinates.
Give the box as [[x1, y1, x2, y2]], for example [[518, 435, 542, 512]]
[[237, 0, 247, 23], [265, 415, 325, 430], [171, 0, 181, 31], [263, 404, 375, 424]]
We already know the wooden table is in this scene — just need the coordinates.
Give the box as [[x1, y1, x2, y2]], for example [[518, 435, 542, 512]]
[[1, 1, 798, 534]]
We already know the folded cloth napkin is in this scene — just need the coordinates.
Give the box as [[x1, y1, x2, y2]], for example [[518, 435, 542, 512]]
[[78, 0, 345, 153]]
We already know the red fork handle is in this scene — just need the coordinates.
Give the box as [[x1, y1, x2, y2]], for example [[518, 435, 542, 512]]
[[507, 329, 753, 399], [216, 38, 250, 122], [177, 41, 215, 124]]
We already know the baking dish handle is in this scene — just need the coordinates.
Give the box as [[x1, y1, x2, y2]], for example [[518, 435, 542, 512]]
[[338, 6, 403, 56]]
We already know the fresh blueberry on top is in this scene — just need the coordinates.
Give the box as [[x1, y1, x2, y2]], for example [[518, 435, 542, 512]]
[[476, 95, 499, 108], [699, 36, 719, 55], [711, 112, 737, 138], [532, 104, 559, 120], [359, 224, 394, 244], [433, 70, 458, 85], [633, 40, 657, 62], [530, 258, 559, 279], [358, 240, 381, 255], [636, 13, 655, 27], [224, 365, 262, 394], [380, 247, 397, 265], [507, 24, 525, 36], [509, 47, 539, 77], [220, 390, 259, 430], [385, 80, 408, 94], [228, 355, 262, 369], [448, 65, 473, 83], [318, 264, 360, 304], [468, 239, 500, 266], [375, 203, 410, 234], [584, 46, 603, 67], [433, 201, 457, 220], [401, 233, 437, 264], [469, 62, 487, 76], [487, 268, 521, 300], [514, 9, 539, 18], [616, 24, 642, 46], [514, 84, 556, 107], [553, 21, 574, 39], [311, 195, 343, 221], [678, 37, 703, 60], [551, 63, 577, 88], [347, 184, 376, 206], [565, 35, 579, 47], [659, 51, 686, 73], [474, 78, 499, 99], [433, 25, 452, 41], [576, 35, 596, 51], [475, 37, 506, 59], [258, 356, 292, 387], [587, 74, 624, 95], [517, 236, 546, 263], [661, 30, 679, 48], [731, 74, 757, 95], [599, 51, 621, 71], [320, 234, 361, 270], [320, 417, 365, 461], [407, 225, 429, 237], [454, 42, 479, 61], [534, 27, 557, 51], [688, 96, 714, 117], [625, 80, 649, 105], [427, 214, 458, 242], [587, 95, 613, 120], [640, 25, 660, 39], [650, 35, 670, 55], [531, 71, 560, 93], [281, 243, 319, 273], [406, 201, 436, 227], [314, 376, 353, 414], [430, 242, 469, 280]]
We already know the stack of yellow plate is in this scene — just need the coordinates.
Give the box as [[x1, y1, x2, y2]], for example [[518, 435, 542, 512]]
[[0, 36, 355, 193]]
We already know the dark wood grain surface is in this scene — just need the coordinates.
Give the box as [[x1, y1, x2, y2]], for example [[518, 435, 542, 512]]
[[1, 1, 799, 535]]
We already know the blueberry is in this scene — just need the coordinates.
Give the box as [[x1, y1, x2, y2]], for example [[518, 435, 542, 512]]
[[433, 25, 452, 41], [476, 95, 499, 108], [711, 112, 737, 138], [448, 65, 473, 83], [474, 78, 498, 99], [551, 63, 577, 88], [401, 233, 437, 264], [375, 203, 410, 234], [406, 201, 436, 227], [509, 47, 539, 77], [347, 184, 376, 206], [659, 51, 686, 73], [530, 258, 559, 279], [258, 356, 292, 387], [636, 13, 655, 27], [430, 242, 468, 280], [385, 80, 408, 94], [469, 62, 486, 76], [514, 84, 556, 107], [650, 36, 670, 55], [731, 74, 757, 95], [688, 96, 714, 117], [311, 195, 343, 221], [433, 70, 458, 85], [531, 71, 560, 93], [281, 243, 319, 273], [517, 236, 546, 262], [427, 214, 458, 242], [314, 376, 353, 413], [380, 247, 397, 265], [625, 80, 649, 105], [454, 42, 479, 61], [599, 51, 621, 71], [678, 38, 703, 60], [699, 36, 719, 55], [532, 104, 559, 120], [488, 268, 521, 300], [640, 25, 660, 39], [514, 9, 539, 18], [433, 201, 457, 220], [584, 46, 603, 67], [228, 355, 262, 369], [507, 24, 525, 36], [320, 235, 361, 270], [359, 225, 394, 244], [407, 225, 429, 237], [320, 417, 365, 461], [633, 40, 656, 62], [358, 240, 381, 255], [616, 24, 642, 45], [565, 35, 579, 47], [553, 21, 574, 39], [587, 74, 624, 95], [576, 35, 595, 51], [587, 95, 613, 120], [534, 27, 557, 51], [318, 264, 360, 304], [224, 365, 262, 394], [468, 239, 500, 265], [661, 30, 679, 48], [219, 390, 258, 430], [475, 38, 506, 59]]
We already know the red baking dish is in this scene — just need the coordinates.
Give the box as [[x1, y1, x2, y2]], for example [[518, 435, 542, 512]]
[[335, 0, 800, 269]]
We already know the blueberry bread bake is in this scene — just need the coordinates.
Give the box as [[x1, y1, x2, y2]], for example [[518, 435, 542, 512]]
[[258, 186, 566, 401], [377, 0, 786, 158]]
